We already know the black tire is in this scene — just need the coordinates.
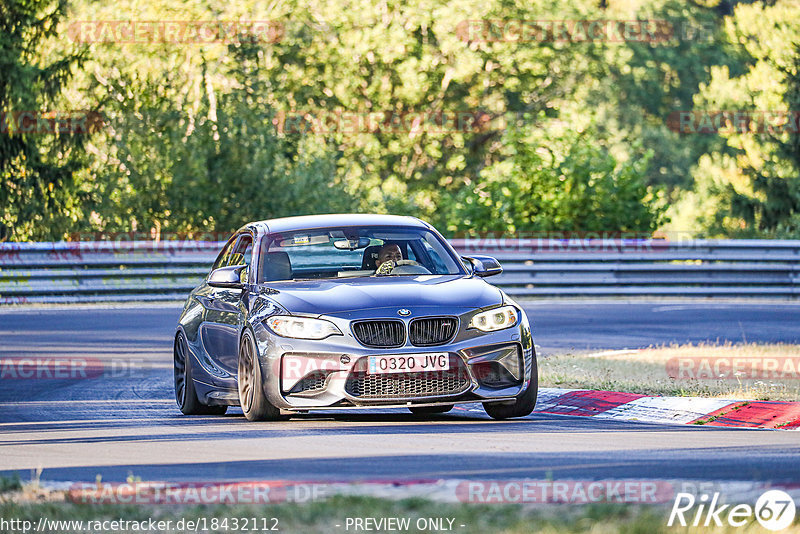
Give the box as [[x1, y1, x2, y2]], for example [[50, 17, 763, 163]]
[[174, 332, 227, 416], [238, 329, 281, 421], [483, 357, 538, 420], [409, 405, 454, 414]]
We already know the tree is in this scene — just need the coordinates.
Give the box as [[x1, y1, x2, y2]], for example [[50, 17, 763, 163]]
[[85, 41, 354, 234], [0, 0, 87, 240], [4, 0, 767, 239], [441, 123, 665, 235], [688, 1, 800, 236], [589, 0, 745, 194], [240, 0, 604, 229]]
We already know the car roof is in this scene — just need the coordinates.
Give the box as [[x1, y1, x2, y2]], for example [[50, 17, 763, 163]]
[[248, 214, 431, 234]]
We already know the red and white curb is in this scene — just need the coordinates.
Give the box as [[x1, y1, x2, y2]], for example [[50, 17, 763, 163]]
[[534, 388, 800, 429]]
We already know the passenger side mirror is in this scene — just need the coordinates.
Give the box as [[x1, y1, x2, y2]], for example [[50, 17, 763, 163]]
[[208, 265, 247, 289], [462, 255, 503, 277]]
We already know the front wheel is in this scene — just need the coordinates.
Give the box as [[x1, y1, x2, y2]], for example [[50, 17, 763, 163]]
[[238, 329, 281, 421], [483, 358, 538, 420], [174, 332, 227, 416]]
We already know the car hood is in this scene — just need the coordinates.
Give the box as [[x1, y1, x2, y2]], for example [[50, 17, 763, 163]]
[[260, 275, 503, 317]]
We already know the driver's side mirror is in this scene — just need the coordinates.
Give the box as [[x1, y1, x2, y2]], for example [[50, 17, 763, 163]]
[[462, 255, 503, 277], [208, 265, 247, 289]]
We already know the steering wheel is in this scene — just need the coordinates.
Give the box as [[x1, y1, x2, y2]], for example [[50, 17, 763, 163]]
[[391, 259, 431, 275]]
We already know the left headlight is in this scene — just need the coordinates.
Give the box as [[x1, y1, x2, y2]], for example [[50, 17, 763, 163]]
[[265, 316, 342, 340], [468, 305, 519, 332]]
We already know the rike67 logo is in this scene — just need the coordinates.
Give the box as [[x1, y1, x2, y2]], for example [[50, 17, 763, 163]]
[[668, 490, 796, 531]]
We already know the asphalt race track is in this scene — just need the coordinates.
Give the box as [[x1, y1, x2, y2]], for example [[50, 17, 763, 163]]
[[2, 300, 800, 485]]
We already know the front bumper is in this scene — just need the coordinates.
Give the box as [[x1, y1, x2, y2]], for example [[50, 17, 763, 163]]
[[251, 309, 535, 411]]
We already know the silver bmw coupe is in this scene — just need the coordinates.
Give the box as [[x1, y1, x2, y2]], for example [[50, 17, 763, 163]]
[[174, 214, 537, 420]]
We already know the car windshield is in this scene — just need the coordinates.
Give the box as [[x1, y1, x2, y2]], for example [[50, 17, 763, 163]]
[[258, 226, 464, 282]]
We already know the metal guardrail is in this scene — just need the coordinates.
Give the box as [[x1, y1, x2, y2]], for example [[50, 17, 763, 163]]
[[0, 241, 220, 304], [452, 238, 800, 297], [0, 239, 799, 303]]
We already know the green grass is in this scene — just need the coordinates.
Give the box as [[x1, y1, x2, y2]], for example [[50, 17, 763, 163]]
[[0, 474, 21, 494], [539, 343, 800, 401]]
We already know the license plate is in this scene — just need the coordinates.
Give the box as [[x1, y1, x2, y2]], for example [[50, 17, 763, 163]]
[[367, 353, 449, 375]]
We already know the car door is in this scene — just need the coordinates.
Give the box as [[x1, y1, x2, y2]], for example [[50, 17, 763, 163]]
[[201, 232, 253, 376]]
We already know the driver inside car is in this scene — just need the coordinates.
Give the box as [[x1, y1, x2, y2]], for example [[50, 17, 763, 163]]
[[374, 242, 432, 276], [375, 243, 403, 274]]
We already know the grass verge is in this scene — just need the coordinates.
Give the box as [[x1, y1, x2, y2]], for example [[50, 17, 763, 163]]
[[539, 343, 800, 401]]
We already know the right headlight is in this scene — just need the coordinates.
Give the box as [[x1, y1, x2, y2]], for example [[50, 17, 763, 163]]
[[265, 316, 342, 340], [468, 305, 519, 332]]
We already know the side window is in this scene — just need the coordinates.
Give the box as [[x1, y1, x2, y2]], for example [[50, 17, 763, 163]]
[[211, 236, 238, 271], [229, 235, 253, 283], [228, 234, 253, 266]]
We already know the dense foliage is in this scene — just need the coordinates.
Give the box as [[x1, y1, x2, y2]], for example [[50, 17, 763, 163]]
[[1, 0, 798, 240], [0, 0, 87, 240]]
